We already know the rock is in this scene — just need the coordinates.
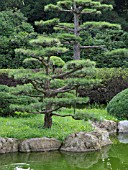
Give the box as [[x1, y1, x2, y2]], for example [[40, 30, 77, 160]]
[[60, 130, 112, 152], [118, 133, 128, 143], [0, 138, 19, 153], [92, 120, 117, 134], [118, 120, 128, 133], [19, 137, 61, 152], [92, 128, 112, 147]]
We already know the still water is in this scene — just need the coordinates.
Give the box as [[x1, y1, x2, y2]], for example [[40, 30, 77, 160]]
[[0, 134, 128, 170]]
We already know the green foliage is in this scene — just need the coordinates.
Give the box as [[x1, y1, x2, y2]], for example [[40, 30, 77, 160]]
[[73, 110, 100, 121], [81, 21, 121, 30], [35, 18, 60, 28], [8, 33, 98, 128], [50, 56, 65, 67], [23, 58, 42, 69], [0, 83, 41, 116], [103, 48, 128, 68], [60, 108, 117, 121], [79, 68, 128, 104], [80, 28, 128, 67], [107, 88, 128, 119], [0, 10, 34, 68], [43, 0, 116, 60], [0, 85, 16, 116]]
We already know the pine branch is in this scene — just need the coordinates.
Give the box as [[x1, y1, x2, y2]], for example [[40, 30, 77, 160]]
[[80, 45, 106, 49], [63, 41, 74, 45], [29, 80, 45, 93], [51, 85, 74, 94], [52, 66, 83, 79], [52, 113, 73, 117], [28, 95, 44, 98], [42, 106, 62, 114], [60, 9, 72, 12], [55, 25, 74, 32], [38, 57, 47, 67]]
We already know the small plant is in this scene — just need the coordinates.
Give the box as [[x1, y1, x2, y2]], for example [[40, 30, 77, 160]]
[[107, 88, 128, 119]]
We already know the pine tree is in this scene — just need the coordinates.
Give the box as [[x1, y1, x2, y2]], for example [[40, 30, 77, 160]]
[[35, 0, 120, 60], [8, 35, 98, 128]]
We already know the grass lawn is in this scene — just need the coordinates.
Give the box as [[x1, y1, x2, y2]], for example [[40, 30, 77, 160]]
[[0, 108, 116, 140]]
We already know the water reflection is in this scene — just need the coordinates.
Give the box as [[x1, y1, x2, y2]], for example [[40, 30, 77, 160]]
[[0, 135, 128, 170]]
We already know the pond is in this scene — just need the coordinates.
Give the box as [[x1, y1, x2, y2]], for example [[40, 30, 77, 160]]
[[0, 134, 128, 170]]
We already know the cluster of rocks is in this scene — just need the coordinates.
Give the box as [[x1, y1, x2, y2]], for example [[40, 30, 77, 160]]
[[0, 120, 128, 154]]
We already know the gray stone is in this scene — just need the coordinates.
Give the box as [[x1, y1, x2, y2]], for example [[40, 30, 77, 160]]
[[92, 128, 112, 147], [19, 137, 61, 152], [0, 138, 19, 153], [60, 129, 112, 152], [118, 120, 128, 133], [118, 133, 128, 143], [92, 120, 117, 134]]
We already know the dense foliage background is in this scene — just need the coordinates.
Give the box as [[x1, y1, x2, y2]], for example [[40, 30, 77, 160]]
[[0, 0, 127, 68], [0, 0, 128, 107]]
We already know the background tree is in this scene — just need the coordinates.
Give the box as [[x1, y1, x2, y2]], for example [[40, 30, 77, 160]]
[[7, 35, 98, 128], [37, 0, 117, 60], [80, 24, 128, 67], [0, 10, 34, 68]]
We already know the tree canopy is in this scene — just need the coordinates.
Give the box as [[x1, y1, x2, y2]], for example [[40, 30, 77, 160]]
[[4, 35, 99, 128]]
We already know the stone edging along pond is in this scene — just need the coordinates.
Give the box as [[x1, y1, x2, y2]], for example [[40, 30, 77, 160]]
[[0, 120, 128, 154]]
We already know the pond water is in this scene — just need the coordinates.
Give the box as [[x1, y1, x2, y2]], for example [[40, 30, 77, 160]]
[[0, 134, 128, 170]]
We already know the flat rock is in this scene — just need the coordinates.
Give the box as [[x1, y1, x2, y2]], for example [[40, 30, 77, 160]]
[[0, 138, 19, 153], [60, 129, 112, 152], [19, 137, 61, 152], [92, 120, 117, 134], [118, 120, 128, 133]]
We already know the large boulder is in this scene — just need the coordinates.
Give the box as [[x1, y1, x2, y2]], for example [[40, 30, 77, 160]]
[[0, 138, 19, 153], [19, 137, 61, 152], [60, 129, 112, 152], [92, 120, 118, 134], [92, 128, 112, 147], [118, 120, 128, 133]]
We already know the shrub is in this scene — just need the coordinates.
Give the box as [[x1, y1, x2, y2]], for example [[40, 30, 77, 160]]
[[107, 88, 128, 119], [79, 68, 128, 104]]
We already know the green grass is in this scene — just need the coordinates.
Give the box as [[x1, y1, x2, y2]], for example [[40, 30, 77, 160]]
[[0, 114, 92, 140], [0, 108, 117, 140]]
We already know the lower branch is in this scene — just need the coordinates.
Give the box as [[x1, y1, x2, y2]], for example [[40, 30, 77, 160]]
[[52, 113, 73, 117], [80, 45, 106, 49], [42, 106, 62, 114]]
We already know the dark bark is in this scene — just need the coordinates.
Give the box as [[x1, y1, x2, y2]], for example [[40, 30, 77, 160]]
[[44, 113, 52, 128]]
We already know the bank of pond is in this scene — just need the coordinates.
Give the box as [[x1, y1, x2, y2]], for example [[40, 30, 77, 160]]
[[0, 134, 128, 170]]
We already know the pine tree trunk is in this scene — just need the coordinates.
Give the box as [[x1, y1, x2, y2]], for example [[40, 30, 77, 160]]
[[73, 1, 80, 60], [73, 42, 80, 60], [44, 113, 52, 128]]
